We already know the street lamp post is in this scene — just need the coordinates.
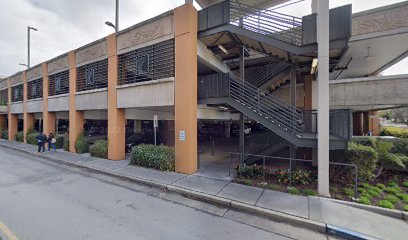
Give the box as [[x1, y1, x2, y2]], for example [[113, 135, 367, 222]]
[[27, 26, 38, 68], [105, 0, 119, 32]]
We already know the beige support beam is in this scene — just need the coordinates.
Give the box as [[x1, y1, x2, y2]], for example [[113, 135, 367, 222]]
[[8, 79, 17, 141], [174, 2, 198, 174], [23, 71, 34, 143], [42, 62, 56, 135], [68, 51, 84, 152], [107, 34, 126, 160]]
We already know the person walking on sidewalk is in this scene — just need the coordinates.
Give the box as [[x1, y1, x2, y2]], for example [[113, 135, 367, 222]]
[[47, 133, 56, 152], [36, 132, 47, 153]]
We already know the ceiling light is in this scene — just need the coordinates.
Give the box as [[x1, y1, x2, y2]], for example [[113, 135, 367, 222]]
[[310, 58, 318, 75], [218, 44, 229, 55]]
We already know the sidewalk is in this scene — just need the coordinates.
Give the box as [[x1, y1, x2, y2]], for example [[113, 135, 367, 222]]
[[0, 140, 407, 240]]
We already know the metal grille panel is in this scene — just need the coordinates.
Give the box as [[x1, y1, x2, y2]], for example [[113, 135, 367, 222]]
[[76, 59, 108, 92], [27, 78, 43, 100], [0, 89, 8, 105], [49, 70, 69, 96], [11, 84, 23, 102], [118, 39, 175, 85]]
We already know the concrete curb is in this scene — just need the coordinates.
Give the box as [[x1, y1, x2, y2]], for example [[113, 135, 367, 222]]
[[321, 197, 407, 220], [326, 224, 380, 240]]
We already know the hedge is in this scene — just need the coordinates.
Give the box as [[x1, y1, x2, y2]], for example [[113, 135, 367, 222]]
[[63, 138, 69, 151], [130, 144, 175, 171], [75, 134, 89, 154], [55, 134, 67, 149], [351, 137, 377, 149], [90, 140, 108, 159], [26, 132, 38, 145], [1, 130, 8, 139], [15, 131, 24, 142], [347, 142, 378, 181], [380, 127, 408, 138]]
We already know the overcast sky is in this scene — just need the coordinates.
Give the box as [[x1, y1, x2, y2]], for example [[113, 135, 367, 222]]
[[0, 0, 407, 77]]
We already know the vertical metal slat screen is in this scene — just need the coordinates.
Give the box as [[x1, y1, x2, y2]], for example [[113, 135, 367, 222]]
[[118, 39, 175, 85], [49, 70, 69, 96], [0, 89, 8, 105], [11, 84, 23, 102], [76, 59, 108, 92], [27, 78, 43, 100]]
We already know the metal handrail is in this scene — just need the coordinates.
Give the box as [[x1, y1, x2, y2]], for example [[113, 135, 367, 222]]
[[245, 60, 290, 87], [229, 0, 303, 46]]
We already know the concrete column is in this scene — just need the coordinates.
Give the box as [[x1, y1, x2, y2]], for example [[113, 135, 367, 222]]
[[42, 62, 56, 135], [367, 111, 379, 136], [107, 34, 126, 160], [174, 2, 198, 174], [317, 0, 330, 197], [68, 51, 84, 153], [304, 75, 313, 133], [23, 71, 34, 143], [7, 79, 17, 141]]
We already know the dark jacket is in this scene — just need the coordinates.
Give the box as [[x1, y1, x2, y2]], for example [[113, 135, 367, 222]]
[[36, 133, 46, 143]]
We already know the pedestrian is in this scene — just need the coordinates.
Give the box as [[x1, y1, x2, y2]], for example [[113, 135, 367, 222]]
[[36, 132, 46, 153], [47, 133, 56, 152]]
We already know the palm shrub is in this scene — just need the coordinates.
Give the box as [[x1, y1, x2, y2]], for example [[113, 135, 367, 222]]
[[89, 140, 108, 159], [380, 127, 408, 138], [376, 140, 408, 174], [130, 144, 175, 171], [347, 142, 378, 181], [15, 131, 24, 142], [75, 134, 89, 154], [55, 134, 66, 149], [26, 132, 38, 145]]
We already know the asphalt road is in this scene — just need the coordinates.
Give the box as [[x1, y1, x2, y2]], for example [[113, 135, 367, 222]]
[[0, 147, 332, 240]]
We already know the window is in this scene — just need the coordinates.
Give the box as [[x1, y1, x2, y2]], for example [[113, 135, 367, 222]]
[[85, 68, 95, 86], [136, 54, 149, 76], [13, 88, 19, 101], [32, 82, 37, 97], [55, 76, 61, 93], [49, 70, 69, 96], [27, 78, 43, 100]]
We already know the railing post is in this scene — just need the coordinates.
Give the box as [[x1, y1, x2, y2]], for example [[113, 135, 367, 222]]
[[355, 165, 359, 199], [263, 156, 266, 183], [289, 157, 292, 187]]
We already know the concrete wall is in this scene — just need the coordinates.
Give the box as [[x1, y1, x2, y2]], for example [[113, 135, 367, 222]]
[[84, 110, 108, 120], [26, 99, 43, 113], [76, 89, 108, 110], [48, 95, 70, 112], [55, 111, 69, 120], [0, 106, 7, 114], [117, 79, 174, 108], [125, 109, 175, 120], [10, 103, 23, 114]]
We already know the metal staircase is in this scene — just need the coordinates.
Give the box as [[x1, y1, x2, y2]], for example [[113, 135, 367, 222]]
[[198, 73, 351, 149], [244, 131, 287, 164], [245, 59, 291, 88]]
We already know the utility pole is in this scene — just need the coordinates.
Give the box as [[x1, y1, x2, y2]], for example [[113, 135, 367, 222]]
[[26, 26, 38, 68]]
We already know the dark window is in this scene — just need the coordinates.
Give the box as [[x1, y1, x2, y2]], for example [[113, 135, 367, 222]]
[[49, 70, 69, 96], [11, 84, 23, 102], [77, 59, 108, 92], [0, 89, 8, 105], [118, 39, 174, 85], [27, 78, 43, 100]]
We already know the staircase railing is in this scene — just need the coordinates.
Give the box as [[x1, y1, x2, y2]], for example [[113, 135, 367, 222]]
[[229, 0, 303, 46], [245, 59, 291, 87]]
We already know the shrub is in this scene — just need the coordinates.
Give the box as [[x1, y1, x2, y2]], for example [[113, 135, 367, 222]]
[[396, 193, 408, 203], [385, 187, 400, 195], [130, 144, 175, 171], [63, 138, 69, 151], [377, 140, 407, 170], [404, 205, 408, 212], [358, 196, 371, 205], [302, 189, 318, 196], [276, 169, 316, 185], [367, 189, 381, 197], [243, 179, 253, 186], [383, 195, 400, 204], [351, 137, 377, 149], [1, 130, 8, 139], [268, 184, 280, 191], [343, 187, 355, 197], [386, 138, 408, 156], [380, 126, 408, 138], [75, 134, 89, 154], [376, 183, 386, 189], [15, 131, 24, 142], [55, 134, 66, 149], [235, 164, 268, 180], [89, 140, 108, 159], [26, 132, 38, 145], [288, 187, 299, 195], [403, 181, 408, 188], [377, 200, 395, 209], [347, 142, 378, 181], [388, 181, 399, 188]]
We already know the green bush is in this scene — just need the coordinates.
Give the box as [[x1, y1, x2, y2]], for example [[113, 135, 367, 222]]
[[75, 134, 89, 154], [55, 134, 66, 149], [376, 183, 386, 189], [63, 138, 69, 151], [302, 189, 318, 196], [386, 138, 408, 156], [89, 140, 108, 159], [388, 181, 399, 187], [377, 200, 395, 209], [347, 142, 378, 181], [235, 164, 268, 180], [367, 188, 381, 197], [15, 131, 24, 142], [1, 130, 8, 139], [130, 144, 175, 171], [243, 179, 253, 186], [380, 127, 408, 138], [383, 195, 400, 204], [403, 181, 408, 188], [376, 140, 407, 170], [358, 196, 371, 205], [396, 193, 408, 203], [343, 187, 355, 197], [268, 184, 280, 191], [276, 169, 316, 185], [26, 132, 38, 145], [404, 205, 408, 212], [351, 137, 377, 149], [385, 186, 401, 195], [288, 187, 299, 195]]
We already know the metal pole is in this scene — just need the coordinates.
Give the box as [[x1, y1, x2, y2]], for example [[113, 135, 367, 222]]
[[355, 166, 359, 199], [229, 153, 232, 177], [289, 156, 292, 187], [115, 0, 119, 32], [211, 139, 215, 155], [27, 26, 30, 68], [263, 157, 266, 183]]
